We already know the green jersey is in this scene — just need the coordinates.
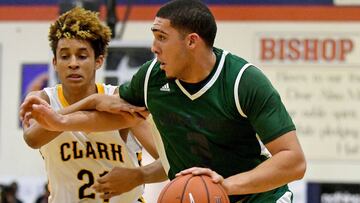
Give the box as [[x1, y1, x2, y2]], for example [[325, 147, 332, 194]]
[[120, 48, 295, 202]]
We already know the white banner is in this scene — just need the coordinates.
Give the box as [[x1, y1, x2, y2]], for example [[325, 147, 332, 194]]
[[266, 67, 360, 161], [252, 31, 360, 161], [334, 0, 360, 5]]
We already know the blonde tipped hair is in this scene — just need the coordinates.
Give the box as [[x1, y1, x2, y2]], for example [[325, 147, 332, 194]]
[[49, 7, 112, 58]]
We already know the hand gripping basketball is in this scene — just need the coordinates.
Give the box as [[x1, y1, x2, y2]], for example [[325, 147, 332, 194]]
[[158, 174, 230, 203]]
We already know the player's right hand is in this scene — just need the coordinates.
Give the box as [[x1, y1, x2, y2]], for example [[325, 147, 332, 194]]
[[93, 166, 143, 199], [176, 167, 225, 184]]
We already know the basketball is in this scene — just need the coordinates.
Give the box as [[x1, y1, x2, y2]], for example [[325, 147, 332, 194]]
[[158, 174, 230, 203]]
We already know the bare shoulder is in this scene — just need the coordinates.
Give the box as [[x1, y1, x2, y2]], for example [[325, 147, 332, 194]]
[[25, 90, 50, 104]]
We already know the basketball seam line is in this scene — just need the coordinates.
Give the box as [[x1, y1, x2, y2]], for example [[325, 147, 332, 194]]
[[218, 180, 229, 203], [200, 176, 211, 203], [158, 176, 176, 202], [180, 175, 193, 203]]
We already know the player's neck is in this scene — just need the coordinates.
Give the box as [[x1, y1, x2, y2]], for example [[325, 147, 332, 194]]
[[61, 83, 97, 105], [180, 48, 216, 83]]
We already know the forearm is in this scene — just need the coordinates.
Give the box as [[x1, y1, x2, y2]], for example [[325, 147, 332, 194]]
[[59, 94, 99, 115], [140, 159, 168, 184], [59, 111, 142, 132], [130, 120, 159, 159], [223, 149, 306, 195], [23, 122, 61, 149]]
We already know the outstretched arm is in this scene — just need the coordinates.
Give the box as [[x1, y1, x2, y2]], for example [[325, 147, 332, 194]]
[[21, 92, 147, 147], [177, 131, 306, 195], [27, 103, 144, 132], [20, 93, 145, 121], [60, 93, 146, 115], [21, 92, 147, 132]]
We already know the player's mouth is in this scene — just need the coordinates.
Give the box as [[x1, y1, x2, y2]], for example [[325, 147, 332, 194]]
[[67, 74, 83, 81]]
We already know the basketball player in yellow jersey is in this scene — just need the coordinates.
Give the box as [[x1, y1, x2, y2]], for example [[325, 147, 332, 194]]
[[21, 7, 159, 203]]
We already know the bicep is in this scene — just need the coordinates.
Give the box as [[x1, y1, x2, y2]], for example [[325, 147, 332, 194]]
[[265, 131, 302, 155], [265, 130, 306, 178]]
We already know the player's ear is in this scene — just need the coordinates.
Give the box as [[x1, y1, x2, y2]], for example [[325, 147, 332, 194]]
[[95, 55, 104, 70], [52, 57, 58, 71], [187, 33, 199, 49]]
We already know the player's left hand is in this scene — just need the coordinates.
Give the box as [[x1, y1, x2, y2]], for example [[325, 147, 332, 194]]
[[175, 167, 225, 184], [24, 104, 66, 131], [20, 95, 50, 122], [93, 166, 143, 199]]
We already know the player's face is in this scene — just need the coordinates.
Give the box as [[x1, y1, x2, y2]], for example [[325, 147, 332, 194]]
[[151, 17, 190, 80], [53, 38, 103, 89]]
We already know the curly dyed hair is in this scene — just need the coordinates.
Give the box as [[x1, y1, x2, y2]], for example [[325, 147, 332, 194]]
[[49, 7, 112, 58]]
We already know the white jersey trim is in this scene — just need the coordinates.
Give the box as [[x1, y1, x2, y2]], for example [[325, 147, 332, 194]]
[[234, 63, 253, 118], [175, 51, 229, 101], [148, 115, 171, 175], [256, 134, 272, 158], [142, 59, 171, 175], [43, 86, 64, 110], [103, 84, 117, 95], [234, 64, 272, 158], [144, 59, 158, 108], [276, 191, 293, 203]]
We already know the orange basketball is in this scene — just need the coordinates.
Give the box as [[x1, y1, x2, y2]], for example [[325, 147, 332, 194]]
[[158, 174, 230, 203]]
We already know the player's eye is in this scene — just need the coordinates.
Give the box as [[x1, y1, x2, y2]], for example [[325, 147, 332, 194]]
[[78, 55, 88, 60], [158, 35, 166, 41], [60, 55, 69, 60]]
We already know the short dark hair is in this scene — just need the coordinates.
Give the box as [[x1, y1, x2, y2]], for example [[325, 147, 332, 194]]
[[156, 0, 217, 48]]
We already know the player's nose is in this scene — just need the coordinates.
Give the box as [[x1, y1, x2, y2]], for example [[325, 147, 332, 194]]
[[68, 55, 79, 69], [151, 41, 160, 55]]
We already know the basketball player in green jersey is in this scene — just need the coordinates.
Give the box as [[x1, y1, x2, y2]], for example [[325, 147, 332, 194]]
[[20, 0, 306, 202], [20, 7, 160, 203]]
